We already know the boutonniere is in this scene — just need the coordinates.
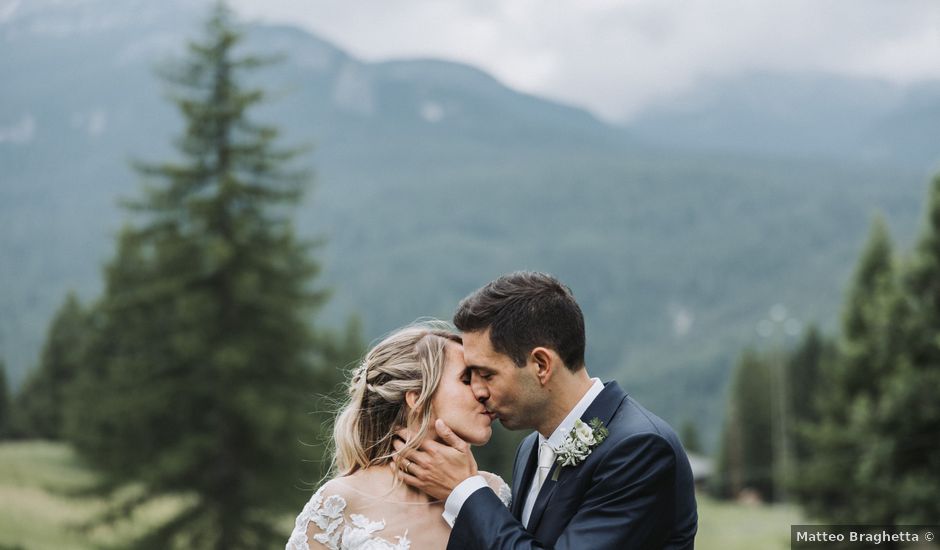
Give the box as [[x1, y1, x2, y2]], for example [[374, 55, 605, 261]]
[[552, 418, 609, 480]]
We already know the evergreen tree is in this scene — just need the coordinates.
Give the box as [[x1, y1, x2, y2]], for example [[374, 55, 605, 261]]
[[784, 325, 833, 467], [679, 420, 703, 455], [867, 176, 940, 523], [15, 292, 87, 439], [796, 216, 903, 522], [839, 216, 901, 401], [64, 4, 342, 547], [714, 349, 775, 500], [0, 361, 10, 439]]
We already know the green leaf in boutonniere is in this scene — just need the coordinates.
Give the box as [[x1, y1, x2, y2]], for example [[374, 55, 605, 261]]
[[589, 417, 609, 442]]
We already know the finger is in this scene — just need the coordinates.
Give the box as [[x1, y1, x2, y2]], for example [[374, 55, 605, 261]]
[[405, 460, 428, 478], [392, 439, 429, 467], [392, 462, 425, 489], [436, 418, 468, 453], [398, 468, 424, 489], [393, 454, 428, 480]]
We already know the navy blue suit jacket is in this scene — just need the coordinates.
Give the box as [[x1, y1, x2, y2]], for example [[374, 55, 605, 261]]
[[448, 381, 697, 549]]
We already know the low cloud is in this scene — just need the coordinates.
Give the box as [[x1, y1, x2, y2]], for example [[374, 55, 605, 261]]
[[232, 0, 940, 122], [0, 114, 35, 144]]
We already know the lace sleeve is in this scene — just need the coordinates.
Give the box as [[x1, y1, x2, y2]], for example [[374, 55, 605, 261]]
[[287, 486, 348, 550], [478, 471, 512, 508]]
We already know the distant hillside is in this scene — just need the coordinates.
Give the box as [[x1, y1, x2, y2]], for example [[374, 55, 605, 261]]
[[626, 71, 940, 169], [1, 0, 935, 448]]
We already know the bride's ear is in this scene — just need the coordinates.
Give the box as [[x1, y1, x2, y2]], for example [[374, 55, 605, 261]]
[[405, 390, 419, 412]]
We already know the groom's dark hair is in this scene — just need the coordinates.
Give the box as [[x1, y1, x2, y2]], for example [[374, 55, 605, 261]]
[[454, 271, 585, 370]]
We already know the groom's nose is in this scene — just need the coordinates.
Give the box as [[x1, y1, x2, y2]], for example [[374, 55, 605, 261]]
[[470, 371, 489, 402]]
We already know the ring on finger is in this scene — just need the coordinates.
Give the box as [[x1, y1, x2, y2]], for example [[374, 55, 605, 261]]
[[404, 460, 412, 474]]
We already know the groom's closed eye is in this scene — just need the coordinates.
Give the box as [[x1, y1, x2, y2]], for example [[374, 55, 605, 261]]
[[471, 368, 494, 381]]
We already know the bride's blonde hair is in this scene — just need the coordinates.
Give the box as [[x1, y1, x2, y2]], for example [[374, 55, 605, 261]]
[[331, 320, 461, 477]]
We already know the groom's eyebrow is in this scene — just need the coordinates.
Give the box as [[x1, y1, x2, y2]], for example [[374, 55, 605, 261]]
[[469, 365, 495, 374]]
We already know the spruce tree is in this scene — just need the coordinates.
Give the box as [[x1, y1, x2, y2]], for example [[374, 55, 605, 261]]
[[784, 325, 833, 467], [796, 216, 902, 522], [15, 292, 87, 439], [64, 3, 340, 547], [0, 361, 10, 439], [839, 216, 900, 401], [714, 349, 775, 500], [679, 420, 703, 455], [868, 176, 940, 523]]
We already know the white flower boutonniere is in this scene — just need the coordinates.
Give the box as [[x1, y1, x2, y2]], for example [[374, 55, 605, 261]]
[[552, 418, 609, 480]]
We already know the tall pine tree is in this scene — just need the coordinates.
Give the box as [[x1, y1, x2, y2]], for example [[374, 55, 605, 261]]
[[796, 216, 903, 522], [714, 349, 775, 500], [65, 4, 343, 547], [679, 420, 704, 455], [15, 292, 88, 439], [0, 360, 10, 439], [784, 325, 833, 470], [870, 176, 940, 523]]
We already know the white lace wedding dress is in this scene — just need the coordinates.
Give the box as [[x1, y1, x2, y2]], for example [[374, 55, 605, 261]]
[[287, 467, 511, 550]]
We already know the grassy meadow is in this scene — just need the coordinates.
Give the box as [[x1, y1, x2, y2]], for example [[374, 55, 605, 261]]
[[0, 442, 193, 550], [0, 441, 800, 549]]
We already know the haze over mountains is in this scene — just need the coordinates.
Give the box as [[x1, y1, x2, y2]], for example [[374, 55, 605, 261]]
[[3, 0, 937, 446]]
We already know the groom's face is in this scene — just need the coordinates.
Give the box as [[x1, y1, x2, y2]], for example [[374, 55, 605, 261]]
[[462, 328, 543, 431]]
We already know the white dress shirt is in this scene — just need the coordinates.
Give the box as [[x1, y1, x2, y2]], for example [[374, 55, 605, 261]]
[[443, 378, 605, 527]]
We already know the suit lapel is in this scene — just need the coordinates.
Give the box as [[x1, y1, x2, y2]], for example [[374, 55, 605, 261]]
[[579, 380, 627, 429], [511, 433, 539, 519], [525, 381, 629, 533]]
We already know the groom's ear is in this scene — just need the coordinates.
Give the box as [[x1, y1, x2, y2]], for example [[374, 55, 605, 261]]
[[530, 347, 554, 386]]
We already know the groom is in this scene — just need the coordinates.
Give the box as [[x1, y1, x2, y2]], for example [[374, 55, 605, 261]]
[[396, 271, 697, 549]]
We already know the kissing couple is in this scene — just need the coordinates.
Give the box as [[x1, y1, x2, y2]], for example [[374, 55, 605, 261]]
[[288, 271, 698, 549]]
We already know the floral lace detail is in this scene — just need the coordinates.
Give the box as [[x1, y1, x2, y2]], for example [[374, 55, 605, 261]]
[[286, 486, 410, 550]]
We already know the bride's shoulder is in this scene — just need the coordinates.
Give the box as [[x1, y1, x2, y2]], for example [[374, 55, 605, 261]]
[[478, 471, 512, 508], [287, 478, 364, 550], [307, 475, 373, 511], [303, 477, 355, 505], [295, 478, 358, 523]]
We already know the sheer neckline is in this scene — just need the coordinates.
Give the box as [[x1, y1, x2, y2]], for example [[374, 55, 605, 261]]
[[333, 479, 444, 506], [287, 472, 511, 549], [331, 477, 443, 505]]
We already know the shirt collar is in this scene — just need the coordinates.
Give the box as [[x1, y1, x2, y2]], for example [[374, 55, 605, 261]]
[[540, 378, 605, 450]]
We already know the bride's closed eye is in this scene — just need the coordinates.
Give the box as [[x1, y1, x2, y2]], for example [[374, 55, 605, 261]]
[[460, 368, 471, 385]]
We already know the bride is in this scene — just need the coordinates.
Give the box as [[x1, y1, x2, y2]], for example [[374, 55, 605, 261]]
[[287, 322, 510, 549]]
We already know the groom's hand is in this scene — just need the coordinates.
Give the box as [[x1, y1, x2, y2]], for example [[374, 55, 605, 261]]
[[393, 419, 478, 501]]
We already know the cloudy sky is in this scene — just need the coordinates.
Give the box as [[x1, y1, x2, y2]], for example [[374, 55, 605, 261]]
[[229, 0, 940, 122]]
